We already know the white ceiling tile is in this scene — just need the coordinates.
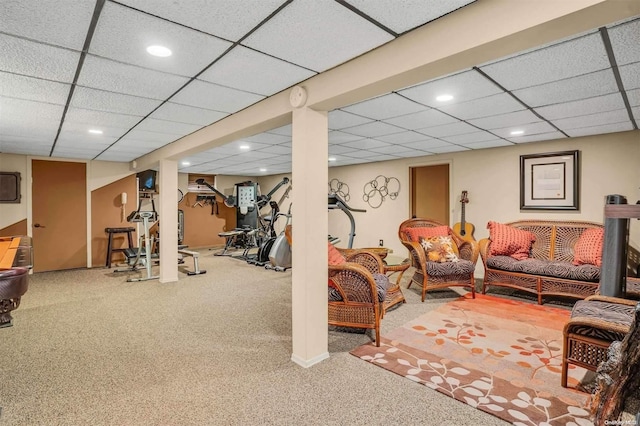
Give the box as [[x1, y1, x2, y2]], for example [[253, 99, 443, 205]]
[[342, 121, 404, 138], [256, 155, 292, 165], [362, 154, 399, 162], [341, 138, 391, 150], [77, 55, 190, 99], [121, 129, 179, 144], [134, 118, 201, 136], [329, 145, 359, 155], [71, 87, 162, 116], [328, 131, 365, 145], [491, 121, 556, 138], [0, 142, 50, 157], [343, 149, 385, 158], [369, 144, 415, 155], [428, 144, 470, 153], [94, 151, 139, 162], [553, 109, 631, 131], [632, 106, 640, 122], [400, 139, 450, 150], [0, 96, 64, 121], [468, 110, 540, 130], [58, 120, 125, 139], [52, 146, 108, 159], [199, 45, 316, 96], [267, 125, 292, 136], [564, 122, 634, 138], [91, 2, 232, 77], [117, 0, 285, 42], [384, 109, 458, 130], [392, 150, 432, 158], [608, 18, 640, 66], [148, 102, 228, 126], [329, 110, 374, 130], [513, 69, 619, 107], [172, 80, 264, 113], [619, 62, 640, 90], [441, 131, 500, 144], [0, 35, 80, 82], [0, 72, 70, 105], [509, 131, 566, 143], [342, 94, 425, 120], [64, 107, 141, 129], [436, 93, 525, 120], [255, 145, 292, 156], [534, 93, 626, 120], [398, 69, 501, 107], [461, 140, 513, 149], [234, 150, 279, 160], [242, 0, 393, 72], [375, 131, 433, 144], [343, 0, 475, 34], [627, 88, 640, 107], [101, 142, 156, 154], [0, 0, 93, 49], [418, 121, 478, 137], [480, 33, 609, 90]]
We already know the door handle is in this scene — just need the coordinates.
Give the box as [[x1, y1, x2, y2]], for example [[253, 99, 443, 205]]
[[34, 223, 46, 228]]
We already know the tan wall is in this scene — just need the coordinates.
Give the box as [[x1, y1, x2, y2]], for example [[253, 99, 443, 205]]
[[91, 174, 138, 267], [179, 194, 232, 248]]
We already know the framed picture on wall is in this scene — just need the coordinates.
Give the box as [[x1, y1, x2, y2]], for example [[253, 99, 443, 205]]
[[520, 150, 579, 210]]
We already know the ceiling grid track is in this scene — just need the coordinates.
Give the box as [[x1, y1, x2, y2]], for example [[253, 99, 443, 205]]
[[93, 0, 296, 160], [473, 67, 570, 138], [49, 0, 106, 157], [334, 0, 398, 37], [599, 27, 638, 130]]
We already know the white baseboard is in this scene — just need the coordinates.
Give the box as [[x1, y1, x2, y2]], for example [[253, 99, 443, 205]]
[[291, 351, 330, 368]]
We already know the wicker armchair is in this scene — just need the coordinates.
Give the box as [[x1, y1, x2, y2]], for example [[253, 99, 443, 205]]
[[561, 294, 637, 388], [328, 249, 389, 346], [398, 218, 479, 302]]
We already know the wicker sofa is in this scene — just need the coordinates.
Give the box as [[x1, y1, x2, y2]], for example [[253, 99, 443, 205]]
[[479, 220, 639, 304]]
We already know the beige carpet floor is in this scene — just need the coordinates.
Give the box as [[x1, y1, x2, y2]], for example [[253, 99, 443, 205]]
[[2, 251, 526, 425]]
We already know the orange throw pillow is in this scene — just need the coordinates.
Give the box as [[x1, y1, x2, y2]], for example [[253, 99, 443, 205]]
[[487, 221, 536, 260], [405, 226, 450, 242], [328, 242, 346, 265], [573, 228, 604, 266]]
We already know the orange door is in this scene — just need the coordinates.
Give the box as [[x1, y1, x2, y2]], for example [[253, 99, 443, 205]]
[[32, 160, 87, 272], [410, 164, 449, 224]]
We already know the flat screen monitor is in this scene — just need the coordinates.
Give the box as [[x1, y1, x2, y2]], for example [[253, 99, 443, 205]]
[[137, 169, 157, 192]]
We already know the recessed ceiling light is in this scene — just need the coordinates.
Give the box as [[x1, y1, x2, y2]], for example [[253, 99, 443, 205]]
[[259, 168, 267, 172], [436, 94, 454, 102], [239, 145, 250, 150], [510, 130, 525, 136], [181, 161, 190, 166], [88, 129, 103, 134], [328, 157, 337, 162], [146, 45, 172, 57]]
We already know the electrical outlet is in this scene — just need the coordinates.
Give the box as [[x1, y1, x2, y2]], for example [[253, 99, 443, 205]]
[[379, 239, 384, 247]]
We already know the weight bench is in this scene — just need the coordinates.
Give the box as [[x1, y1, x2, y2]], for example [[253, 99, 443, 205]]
[[178, 246, 206, 276], [216, 228, 258, 257]]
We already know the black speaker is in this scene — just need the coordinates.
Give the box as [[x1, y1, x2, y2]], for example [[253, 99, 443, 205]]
[[600, 194, 628, 298]]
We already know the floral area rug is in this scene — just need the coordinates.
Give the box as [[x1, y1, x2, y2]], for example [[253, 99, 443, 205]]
[[351, 294, 594, 425]]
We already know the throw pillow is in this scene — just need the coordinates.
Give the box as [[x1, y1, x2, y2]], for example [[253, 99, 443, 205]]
[[328, 242, 346, 265], [573, 228, 604, 266], [487, 221, 536, 260], [420, 236, 459, 263], [405, 226, 450, 242]]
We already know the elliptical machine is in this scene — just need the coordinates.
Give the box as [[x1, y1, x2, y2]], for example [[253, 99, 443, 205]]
[[265, 203, 292, 272], [247, 200, 279, 266]]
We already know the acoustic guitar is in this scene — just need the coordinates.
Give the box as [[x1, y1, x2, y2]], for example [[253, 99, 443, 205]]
[[452, 190, 475, 242]]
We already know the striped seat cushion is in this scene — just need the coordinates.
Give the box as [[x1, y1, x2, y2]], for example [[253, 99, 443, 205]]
[[567, 299, 635, 341], [487, 256, 600, 282]]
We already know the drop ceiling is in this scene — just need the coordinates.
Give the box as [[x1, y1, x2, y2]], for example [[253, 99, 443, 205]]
[[0, 0, 638, 176]]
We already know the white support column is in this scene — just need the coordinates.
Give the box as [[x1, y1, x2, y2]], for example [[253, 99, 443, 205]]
[[291, 105, 329, 368], [159, 159, 178, 283]]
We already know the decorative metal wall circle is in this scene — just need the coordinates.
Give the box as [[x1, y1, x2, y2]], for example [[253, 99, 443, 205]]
[[329, 178, 350, 201], [362, 175, 400, 208]]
